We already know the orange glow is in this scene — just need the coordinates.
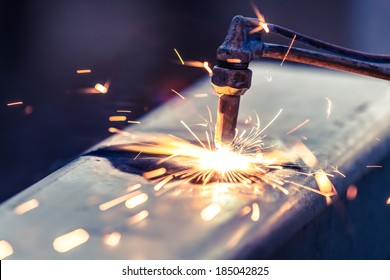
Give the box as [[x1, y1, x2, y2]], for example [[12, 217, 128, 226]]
[[76, 69, 91, 74], [185, 60, 204, 68], [125, 193, 148, 209], [14, 199, 39, 215], [103, 232, 121, 247], [109, 116, 127, 122], [143, 167, 167, 179], [226, 58, 242, 63], [203, 62, 213, 76], [346, 185, 358, 201], [95, 83, 108, 94], [7, 101, 23, 106], [386, 197, 390, 205], [128, 210, 149, 225], [281, 34, 296, 66], [198, 147, 251, 173], [0, 240, 14, 259], [315, 169, 335, 194], [286, 119, 310, 135], [174, 48, 185, 65], [292, 140, 318, 167], [249, 1, 269, 34], [251, 203, 260, 221], [200, 203, 222, 221], [171, 89, 185, 100], [53, 228, 89, 253], [99, 190, 143, 211], [240, 205, 252, 216]]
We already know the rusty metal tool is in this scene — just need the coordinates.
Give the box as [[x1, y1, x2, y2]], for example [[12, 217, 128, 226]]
[[212, 16, 390, 147]]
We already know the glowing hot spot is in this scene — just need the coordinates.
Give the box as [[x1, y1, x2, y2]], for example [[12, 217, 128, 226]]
[[198, 148, 252, 173]]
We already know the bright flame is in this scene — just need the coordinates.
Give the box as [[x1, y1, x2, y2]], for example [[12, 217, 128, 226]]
[[14, 199, 39, 215], [0, 240, 14, 259], [53, 228, 89, 253], [249, 1, 269, 34], [103, 232, 121, 247], [198, 147, 251, 173]]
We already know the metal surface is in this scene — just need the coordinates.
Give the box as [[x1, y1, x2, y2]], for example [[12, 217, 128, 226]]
[[1, 63, 390, 259]]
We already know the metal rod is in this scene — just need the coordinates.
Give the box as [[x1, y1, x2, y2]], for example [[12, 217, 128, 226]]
[[262, 44, 390, 81], [215, 95, 241, 147]]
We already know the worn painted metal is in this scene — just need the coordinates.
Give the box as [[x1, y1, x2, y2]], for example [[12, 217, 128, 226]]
[[1, 63, 389, 259]]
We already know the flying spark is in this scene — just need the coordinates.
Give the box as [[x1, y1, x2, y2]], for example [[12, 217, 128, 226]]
[[201, 203, 222, 221], [14, 199, 39, 215], [286, 119, 310, 135], [174, 48, 185, 65], [99, 188, 143, 211], [53, 228, 89, 253], [128, 210, 149, 225], [0, 240, 14, 260], [367, 165, 383, 168], [171, 89, 185, 100], [281, 34, 297, 66], [125, 193, 149, 209], [95, 83, 108, 94], [103, 232, 121, 247], [117, 110, 131, 113], [249, 1, 269, 34], [128, 120, 141, 124], [386, 197, 390, 205], [76, 69, 91, 74], [7, 101, 23, 107], [251, 203, 260, 221], [325, 97, 332, 119], [109, 116, 127, 122]]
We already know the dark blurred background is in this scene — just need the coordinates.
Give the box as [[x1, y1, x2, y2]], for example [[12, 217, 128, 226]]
[[1, 0, 389, 203]]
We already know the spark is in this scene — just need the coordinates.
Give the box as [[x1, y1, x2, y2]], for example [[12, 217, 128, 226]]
[[134, 151, 143, 160], [330, 165, 346, 178], [286, 119, 310, 135], [125, 193, 149, 209], [76, 69, 91, 74], [127, 120, 141, 124], [103, 232, 121, 247], [346, 185, 358, 201], [367, 165, 382, 168], [249, 1, 269, 34], [174, 48, 185, 65], [281, 34, 296, 66], [251, 203, 260, 221], [99, 188, 143, 211], [117, 110, 131, 113], [325, 97, 332, 119], [292, 140, 317, 167], [0, 240, 14, 260], [7, 101, 23, 106], [375, 137, 381, 142], [14, 199, 39, 215], [128, 210, 149, 225], [108, 127, 132, 136], [95, 83, 108, 94], [386, 197, 390, 205], [201, 203, 222, 221], [193, 93, 208, 98], [184, 60, 213, 75], [126, 183, 142, 192], [53, 228, 89, 253], [171, 89, 185, 100], [109, 116, 127, 122], [315, 169, 336, 205], [143, 167, 167, 179], [203, 62, 213, 76]]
